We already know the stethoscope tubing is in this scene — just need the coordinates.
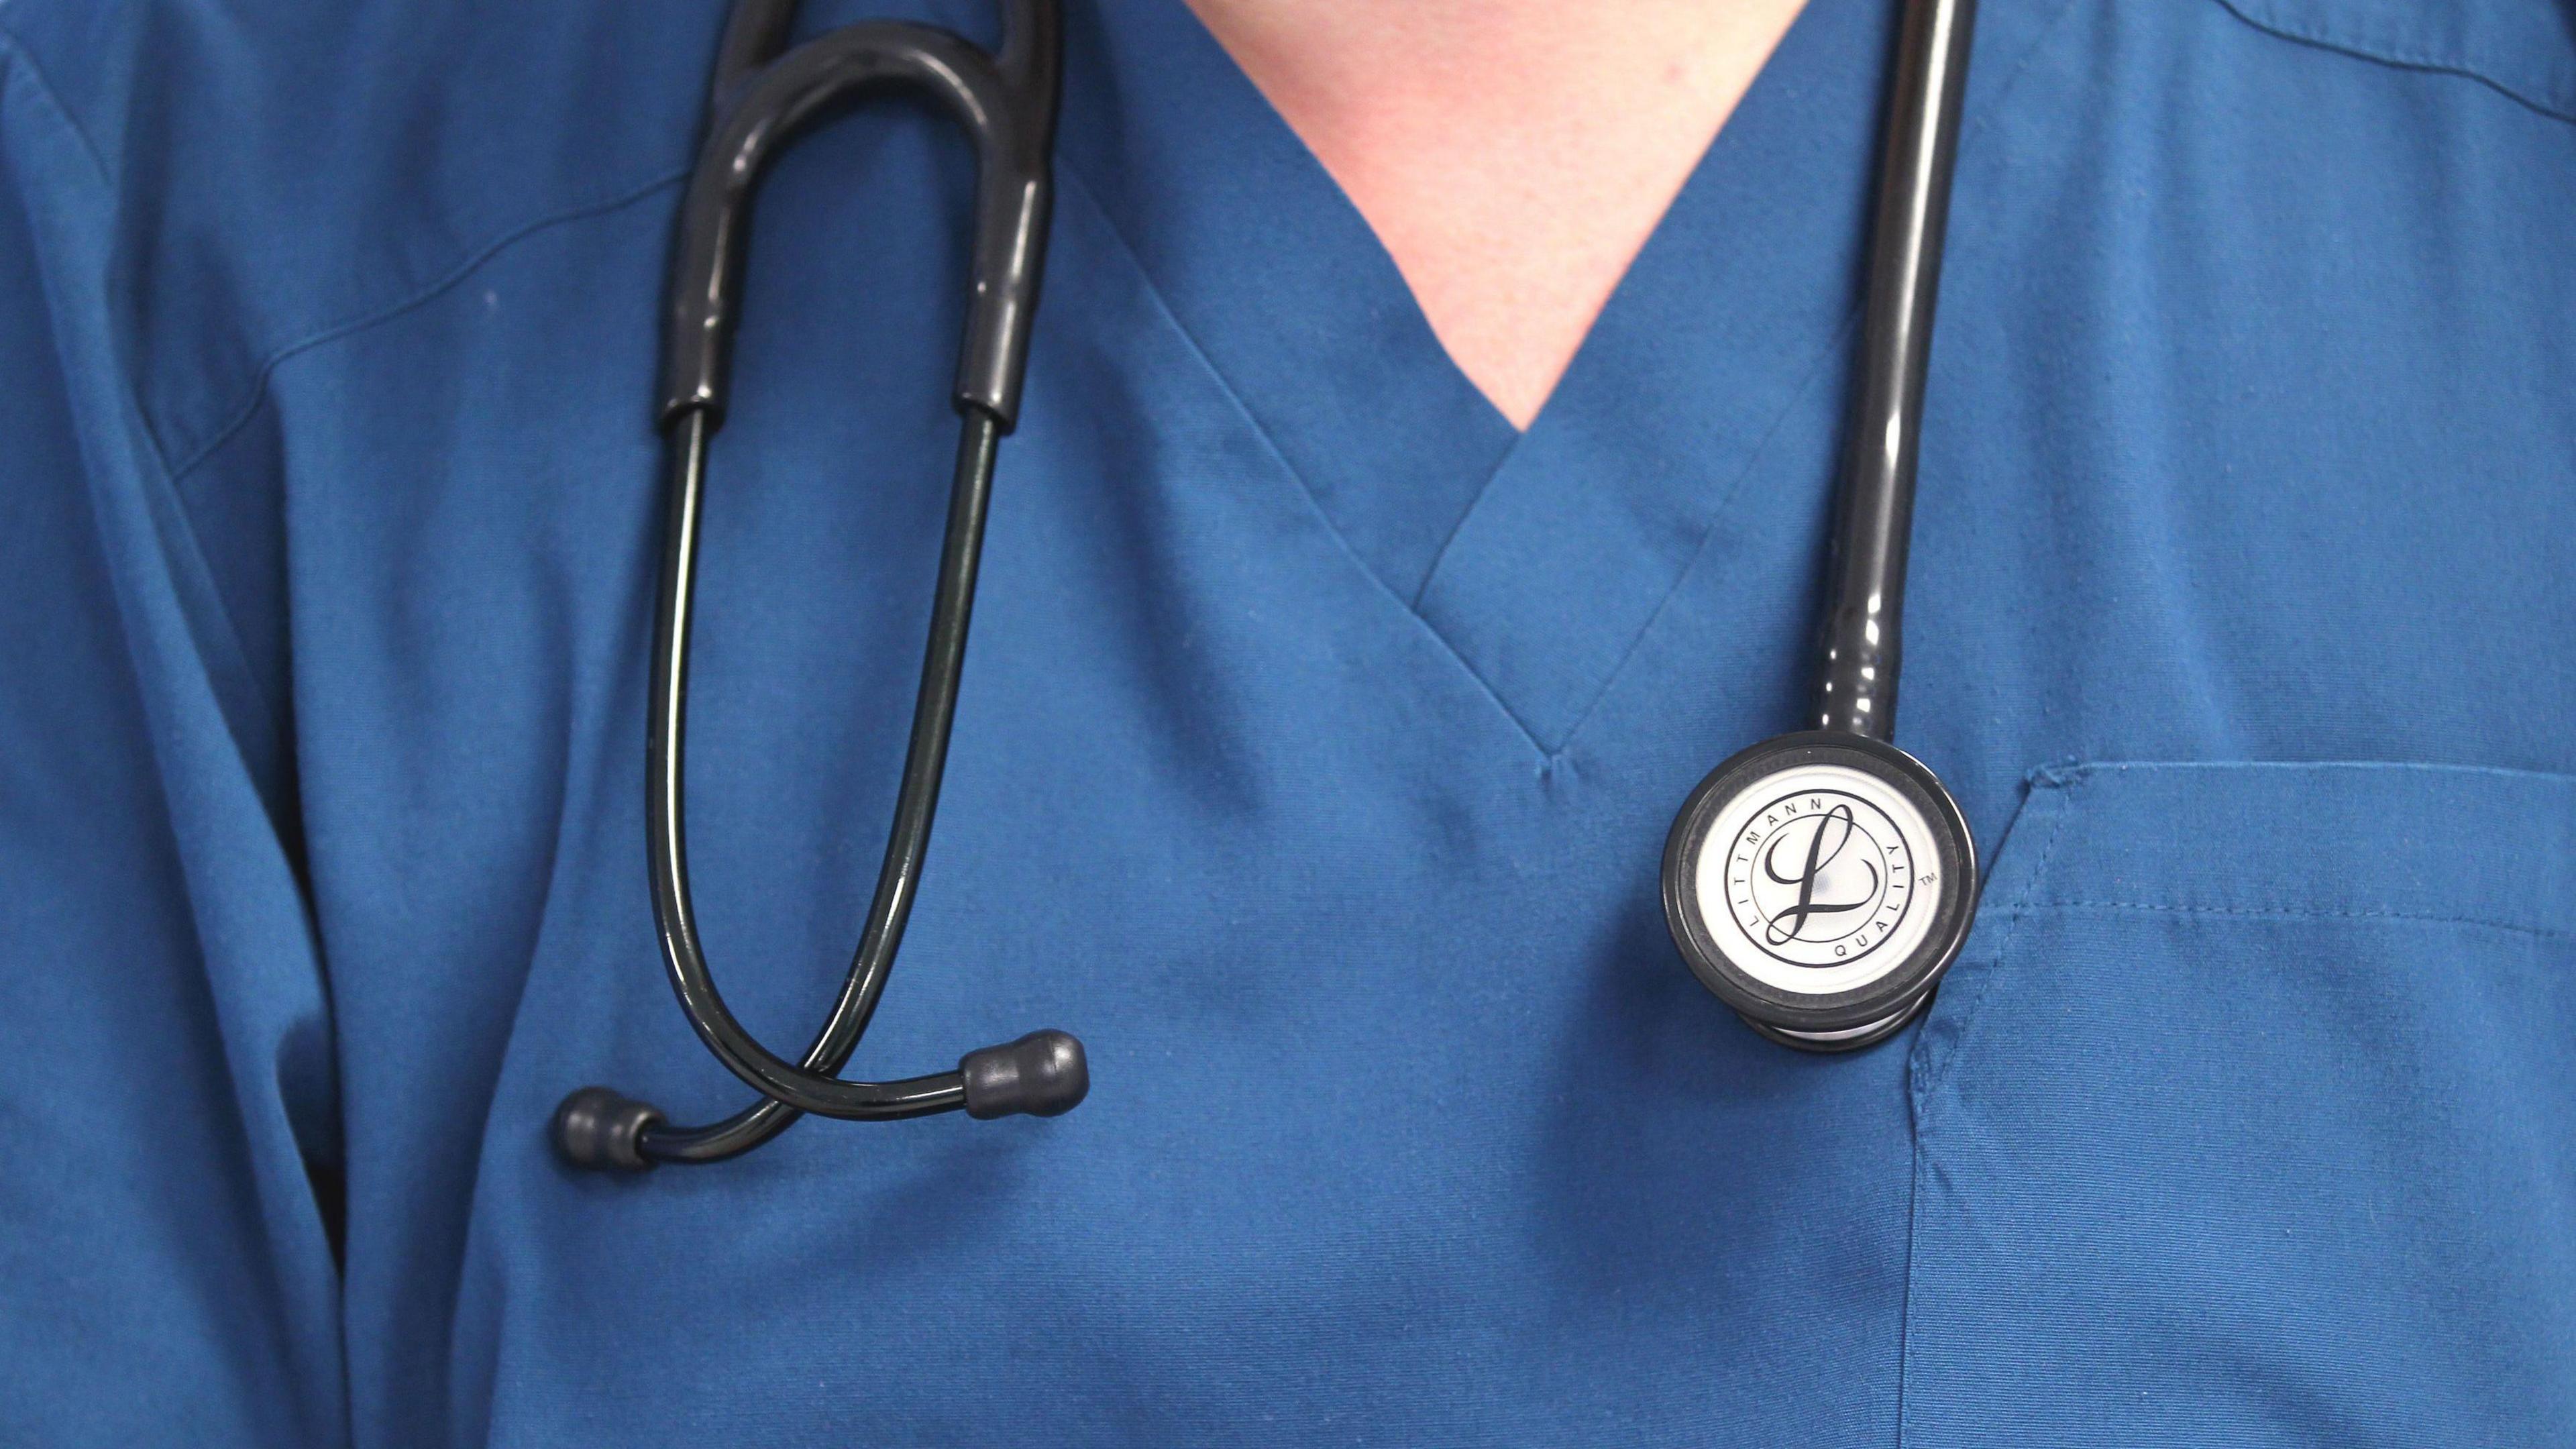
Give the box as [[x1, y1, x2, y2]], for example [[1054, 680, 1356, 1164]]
[[553, 0, 1079, 1171], [1812, 0, 1974, 739], [1660, 0, 1983, 1053], [638, 409, 1000, 1156]]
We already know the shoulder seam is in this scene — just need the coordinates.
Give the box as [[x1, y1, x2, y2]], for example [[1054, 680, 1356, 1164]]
[[2208, 0, 2576, 127], [5, 15, 693, 493], [0, 23, 111, 186], [166, 166, 688, 488]]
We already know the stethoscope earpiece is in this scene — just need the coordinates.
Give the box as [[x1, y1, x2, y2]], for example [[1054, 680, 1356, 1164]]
[[551, 1028, 1087, 1172]]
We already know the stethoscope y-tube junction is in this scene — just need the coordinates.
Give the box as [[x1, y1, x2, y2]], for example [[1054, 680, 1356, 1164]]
[[1661, 0, 1984, 1053], [553, 0, 1085, 1173]]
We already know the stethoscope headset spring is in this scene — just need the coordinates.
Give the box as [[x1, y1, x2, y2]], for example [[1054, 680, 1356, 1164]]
[[555, 0, 1982, 1173]]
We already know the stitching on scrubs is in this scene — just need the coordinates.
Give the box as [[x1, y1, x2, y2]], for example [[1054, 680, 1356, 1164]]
[[2209, 0, 2576, 126], [1898, 771, 2076, 1448], [1919, 772, 2077, 1106], [0, 25, 108, 186], [1542, 318, 1857, 755], [0, 26, 301, 814], [2033, 900, 2576, 944], [1892, 1093, 1921, 1442], [1406, 425, 1534, 613], [2051, 758, 2576, 790], [160, 168, 692, 490], [1052, 160, 1554, 761]]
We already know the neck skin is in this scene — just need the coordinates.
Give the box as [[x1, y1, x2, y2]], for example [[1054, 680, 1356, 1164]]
[[1185, 0, 1812, 429]]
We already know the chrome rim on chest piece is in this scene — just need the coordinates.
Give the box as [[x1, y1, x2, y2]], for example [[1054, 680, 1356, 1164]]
[[1664, 732, 1976, 1049]]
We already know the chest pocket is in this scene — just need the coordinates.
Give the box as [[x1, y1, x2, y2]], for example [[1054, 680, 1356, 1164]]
[[1900, 762, 2576, 1447]]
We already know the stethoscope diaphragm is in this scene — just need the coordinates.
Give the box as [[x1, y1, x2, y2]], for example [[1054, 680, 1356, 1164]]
[[1662, 732, 1978, 1051]]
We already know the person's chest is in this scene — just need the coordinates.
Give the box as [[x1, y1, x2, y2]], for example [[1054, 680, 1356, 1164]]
[[225, 0, 2576, 1441]]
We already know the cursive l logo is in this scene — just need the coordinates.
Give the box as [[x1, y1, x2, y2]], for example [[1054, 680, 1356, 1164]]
[[1760, 804, 1880, 946]]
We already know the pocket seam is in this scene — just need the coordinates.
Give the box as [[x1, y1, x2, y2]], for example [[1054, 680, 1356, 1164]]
[[2033, 898, 2574, 944], [1913, 770, 2080, 1108], [1900, 769, 2080, 1447], [1911, 757, 2576, 1102]]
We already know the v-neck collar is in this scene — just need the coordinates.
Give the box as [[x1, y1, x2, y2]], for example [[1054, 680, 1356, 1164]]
[[1056, 2, 1521, 607], [1058, 0, 1908, 751]]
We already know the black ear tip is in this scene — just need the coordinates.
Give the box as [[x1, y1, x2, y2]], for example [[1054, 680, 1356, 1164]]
[[959, 1030, 1089, 1120], [553, 1087, 664, 1172]]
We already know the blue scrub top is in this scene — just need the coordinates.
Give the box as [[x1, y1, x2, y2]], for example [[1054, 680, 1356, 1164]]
[[5, 0, 2574, 1443]]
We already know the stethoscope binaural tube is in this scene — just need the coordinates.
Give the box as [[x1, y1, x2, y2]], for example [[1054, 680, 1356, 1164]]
[[1661, 0, 1983, 1051], [553, 0, 1085, 1173]]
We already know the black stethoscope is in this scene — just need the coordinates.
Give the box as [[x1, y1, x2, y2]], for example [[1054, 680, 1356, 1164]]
[[555, 0, 1980, 1173]]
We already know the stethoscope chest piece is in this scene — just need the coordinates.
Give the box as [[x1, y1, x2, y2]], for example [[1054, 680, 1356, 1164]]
[[1660, 0, 1984, 1054], [1663, 732, 1976, 1051]]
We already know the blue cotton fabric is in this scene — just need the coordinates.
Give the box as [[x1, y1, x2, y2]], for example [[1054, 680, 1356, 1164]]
[[3, 0, 2573, 1443]]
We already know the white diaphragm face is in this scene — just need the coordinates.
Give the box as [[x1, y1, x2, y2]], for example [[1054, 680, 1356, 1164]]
[[1687, 761, 1944, 996]]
